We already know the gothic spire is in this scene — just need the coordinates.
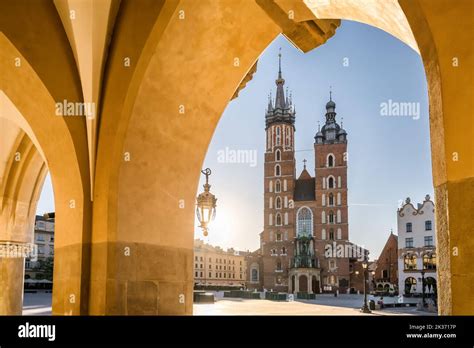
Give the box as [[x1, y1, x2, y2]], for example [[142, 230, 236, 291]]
[[267, 91, 273, 112], [274, 48, 286, 109], [278, 47, 282, 79], [264, 48, 295, 129]]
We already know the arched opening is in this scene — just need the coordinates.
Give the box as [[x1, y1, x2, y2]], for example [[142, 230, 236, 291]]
[[22, 175, 55, 315], [425, 277, 437, 295], [191, 16, 437, 314], [405, 277, 417, 295], [0, 38, 91, 316], [299, 275, 308, 293], [312, 275, 320, 294]]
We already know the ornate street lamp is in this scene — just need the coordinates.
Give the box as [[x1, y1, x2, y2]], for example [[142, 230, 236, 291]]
[[196, 168, 217, 236], [360, 258, 372, 313]]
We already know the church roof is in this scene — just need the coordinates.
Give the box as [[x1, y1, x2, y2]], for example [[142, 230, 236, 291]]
[[297, 168, 312, 180], [294, 178, 315, 201]]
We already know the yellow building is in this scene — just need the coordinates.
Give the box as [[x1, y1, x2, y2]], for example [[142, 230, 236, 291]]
[[194, 239, 247, 289]]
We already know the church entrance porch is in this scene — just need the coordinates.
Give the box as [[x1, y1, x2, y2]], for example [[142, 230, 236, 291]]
[[289, 268, 321, 296]]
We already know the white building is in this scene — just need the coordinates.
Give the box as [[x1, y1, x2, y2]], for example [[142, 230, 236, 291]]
[[397, 195, 437, 297], [25, 214, 55, 280]]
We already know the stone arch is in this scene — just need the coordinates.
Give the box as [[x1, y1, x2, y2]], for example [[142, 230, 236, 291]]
[[0, 33, 91, 315]]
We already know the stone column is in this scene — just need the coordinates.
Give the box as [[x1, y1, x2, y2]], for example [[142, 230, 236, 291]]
[[308, 274, 313, 294], [295, 274, 299, 293], [0, 255, 25, 315], [0, 203, 36, 316]]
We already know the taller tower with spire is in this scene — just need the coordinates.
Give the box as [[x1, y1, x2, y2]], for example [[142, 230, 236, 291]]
[[262, 50, 296, 291]]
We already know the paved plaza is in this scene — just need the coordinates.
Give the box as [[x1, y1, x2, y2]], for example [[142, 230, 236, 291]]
[[194, 294, 436, 316], [21, 292, 436, 316]]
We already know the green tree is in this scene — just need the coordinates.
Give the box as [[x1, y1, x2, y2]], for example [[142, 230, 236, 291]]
[[35, 257, 54, 281]]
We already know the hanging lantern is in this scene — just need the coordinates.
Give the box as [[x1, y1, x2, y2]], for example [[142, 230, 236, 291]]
[[196, 168, 217, 236]]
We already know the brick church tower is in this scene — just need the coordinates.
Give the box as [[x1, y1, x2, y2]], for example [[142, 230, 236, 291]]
[[313, 92, 351, 291], [261, 51, 296, 291]]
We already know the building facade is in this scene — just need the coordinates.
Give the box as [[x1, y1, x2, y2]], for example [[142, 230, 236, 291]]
[[397, 196, 437, 296], [373, 231, 399, 294], [25, 214, 55, 280], [193, 239, 247, 289], [252, 53, 364, 294]]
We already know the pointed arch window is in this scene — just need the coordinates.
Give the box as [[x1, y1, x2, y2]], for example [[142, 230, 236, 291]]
[[275, 149, 281, 162], [329, 228, 335, 240], [297, 207, 313, 237], [251, 267, 259, 282], [328, 193, 334, 206], [275, 197, 282, 209], [275, 164, 281, 177], [327, 154, 335, 167], [276, 213, 282, 226], [275, 180, 281, 193], [276, 126, 281, 146], [328, 211, 335, 224], [328, 176, 335, 189]]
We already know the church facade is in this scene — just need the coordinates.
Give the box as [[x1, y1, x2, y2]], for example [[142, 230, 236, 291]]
[[247, 54, 365, 294]]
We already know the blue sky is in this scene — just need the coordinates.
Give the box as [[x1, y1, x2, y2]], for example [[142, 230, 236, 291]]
[[38, 20, 432, 260]]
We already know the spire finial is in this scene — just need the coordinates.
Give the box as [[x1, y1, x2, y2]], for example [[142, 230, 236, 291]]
[[278, 48, 282, 79], [329, 85, 332, 101], [318, 121, 320, 131], [341, 117, 343, 128], [303, 159, 307, 169]]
